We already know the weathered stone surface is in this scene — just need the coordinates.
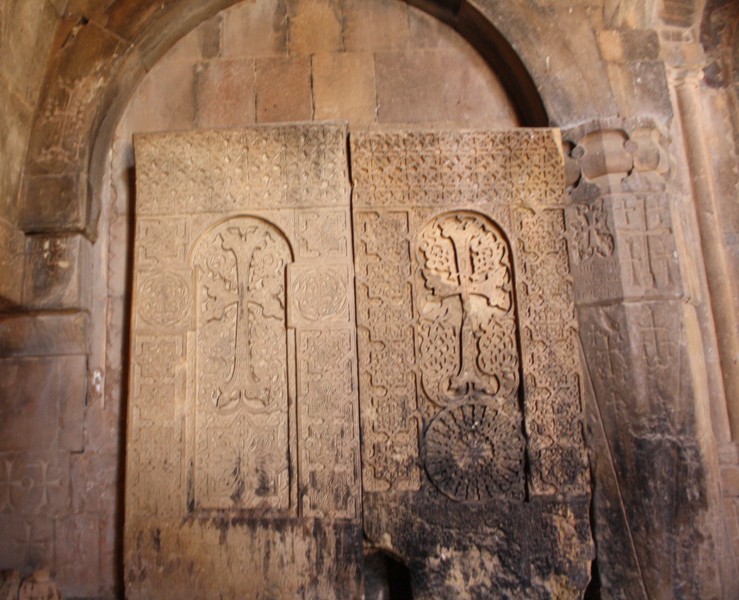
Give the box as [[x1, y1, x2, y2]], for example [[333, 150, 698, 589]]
[[19, 174, 87, 232], [343, 0, 410, 51], [0, 515, 54, 573], [0, 311, 89, 357], [0, 0, 58, 107], [53, 515, 100, 597], [0, 356, 86, 452], [0, 570, 21, 600], [255, 56, 312, 122], [22, 233, 91, 310], [17, 569, 62, 600], [0, 219, 25, 308], [312, 52, 376, 125], [287, 0, 342, 54], [126, 124, 361, 598], [125, 57, 196, 134], [195, 58, 256, 128], [0, 82, 32, 226], [374, 47, 518, 126], [349, 129, 591, 596], [221, 0, 288, 58]]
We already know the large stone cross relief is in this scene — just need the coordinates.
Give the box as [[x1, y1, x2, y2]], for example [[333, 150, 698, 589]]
[[125, 125, 591, 599], [195, 218, 291, 411]]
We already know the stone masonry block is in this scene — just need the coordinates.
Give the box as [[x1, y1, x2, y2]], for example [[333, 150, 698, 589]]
[[195, 59, 256, 129], [0, 450, 71, 517], [0, 355, 86, 452], [255, 56, 312, 122], [0, 311, 89, 357], [343, 0, 410, 51], [222, 0, 288, 58], [312, 52, 376, 125], [288, 0, 342, 55], [607, 60, 672, 121], [125, 57, 196, 134], [0, 514, 54, 572], [0, 219, 25, 308], [375, 47, 517, 126], [23, 233, 91, 310], [19, 174, 86, 232], [598, 29, 659, 63]]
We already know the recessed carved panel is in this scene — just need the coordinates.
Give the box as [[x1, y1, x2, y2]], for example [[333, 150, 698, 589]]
[[415, 212, 519, 406], [193, 217, 292, 510]]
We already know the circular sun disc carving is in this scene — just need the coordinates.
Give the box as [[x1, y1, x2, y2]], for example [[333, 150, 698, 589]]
[[138, 271, 190, 326], [424, 402, 524, 502]]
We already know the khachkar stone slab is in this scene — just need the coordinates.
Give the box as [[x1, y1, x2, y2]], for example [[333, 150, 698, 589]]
[[125, 125, 361, 599], [352, 130, 592, 598]]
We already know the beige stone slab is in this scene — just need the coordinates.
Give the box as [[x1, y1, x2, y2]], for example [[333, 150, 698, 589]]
[[312, 52, 376, 124], [221, 0, 288, 58], [127, 124, 359, 598], [255, 56, 312, 122], [287, 0, 343, 55], [343, 0, 410, 52], [195, 58, 256, 129], [374, 47, 518, 127]]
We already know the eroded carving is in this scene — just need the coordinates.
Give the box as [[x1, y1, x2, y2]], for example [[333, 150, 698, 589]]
[[425, 402, 525, 501], [570, 201, 615, 263], [193, 217, 292, 510], [137, 271, 190, 327], [354, 210, 421, 492]]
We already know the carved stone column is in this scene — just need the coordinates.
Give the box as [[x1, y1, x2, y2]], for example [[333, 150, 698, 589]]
[[564, 125, 724, 599]]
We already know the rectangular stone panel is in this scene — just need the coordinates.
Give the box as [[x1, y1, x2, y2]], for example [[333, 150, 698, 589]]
[[126, 124, 360, 599], [351, 129, 587, 501]]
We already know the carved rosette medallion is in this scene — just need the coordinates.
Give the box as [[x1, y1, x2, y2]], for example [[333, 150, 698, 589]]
[[416, 212, 519, 406], [292, 267, 348, 322], [192, 216, 293, 510], [425, 402, 525, 501], [137, 271, 190, 326]]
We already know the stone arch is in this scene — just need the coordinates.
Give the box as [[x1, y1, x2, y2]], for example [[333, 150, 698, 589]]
[[18, 0, 618, 240]]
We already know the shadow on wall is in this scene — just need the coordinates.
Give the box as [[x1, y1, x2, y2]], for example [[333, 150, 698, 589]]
[[364, 551, 414, 600]]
